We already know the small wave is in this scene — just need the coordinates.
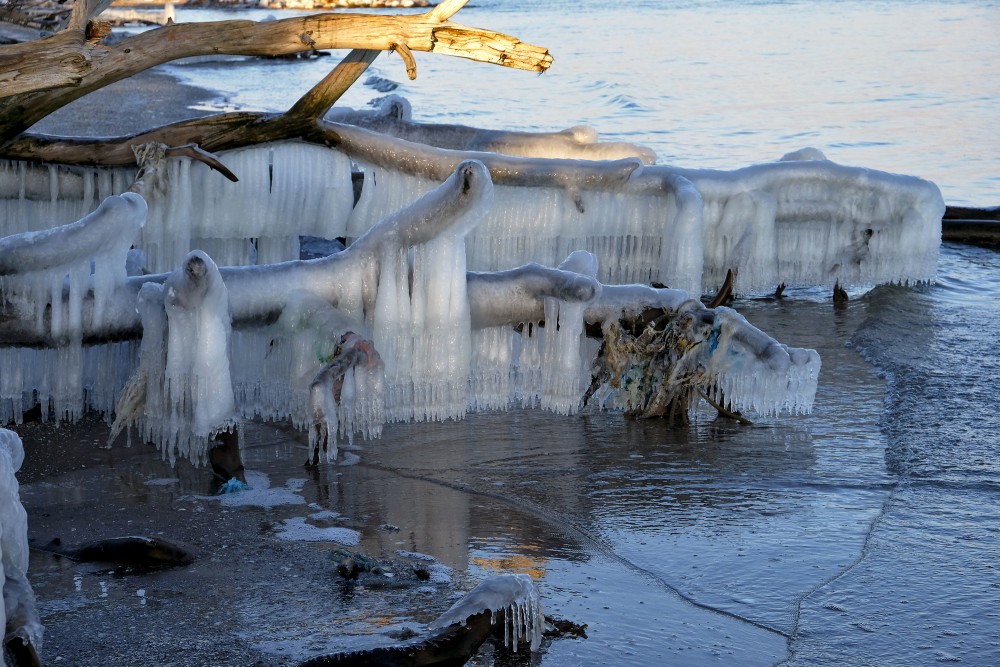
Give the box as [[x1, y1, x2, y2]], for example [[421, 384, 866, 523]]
[[606, 94, 643, 111], [364, 75, 398, 93]]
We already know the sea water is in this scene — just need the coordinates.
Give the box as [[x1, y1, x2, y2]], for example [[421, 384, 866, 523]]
[[161, 0, 1000, 207], [38, 1, 1000, 664]]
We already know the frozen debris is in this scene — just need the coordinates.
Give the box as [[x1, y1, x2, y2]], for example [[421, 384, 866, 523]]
[[428, 573, 543, 652], [0, 156, 826, 463], [39, 535, 195, 569], [591, 299, 820, 420], [332, 122, 942, 295], [218, 478, 249, 494], [328, 94, 657, 162], [0, 429, 43, 657], [0, 192, 145, 423]]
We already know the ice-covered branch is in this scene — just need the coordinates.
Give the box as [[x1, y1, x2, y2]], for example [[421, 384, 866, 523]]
[[327, 95, 657, 162], [295, 573, 543, 666], [428, 573, 543, 652], [0, 191, 145, 345], [467, 264, 602, 329], [0, 429, 43, 661], [667, 149, 944, 293]]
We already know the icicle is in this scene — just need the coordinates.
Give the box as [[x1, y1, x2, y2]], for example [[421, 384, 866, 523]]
[[361, 159, 493, 424], [407, 231, 473, 422], [538, 252, 598, 415], [469, 326, 515, 411], [428, 573, 543, 652], [0, 429, 43, 654], [0, 192, 145, 422], [135, 142, 354, 272], [513, 323, 544, 407], [703, 307, 821, 416]]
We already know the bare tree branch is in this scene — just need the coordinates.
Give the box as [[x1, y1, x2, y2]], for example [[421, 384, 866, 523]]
[[0, 6, 552, 142]]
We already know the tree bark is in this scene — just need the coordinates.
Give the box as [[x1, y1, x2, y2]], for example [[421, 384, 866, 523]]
[[0, 1, 552, 143]]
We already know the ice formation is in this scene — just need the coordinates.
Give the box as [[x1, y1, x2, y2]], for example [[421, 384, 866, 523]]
[[332, 123, 943, 295], [3, 104, 948, 464], [338, 122, 705, 292], [116, 251, 239, 465], [328, 94, 658, 162], [0, 192, 145, 423], [668, 148, 945, 293], [0, 191, 145, 341], [1, 120, 943, 298], [1, 141, 354, 274], [235, 293, 386, 462], [134, 141, 355, 272], [1, 153, 824, 461], [428, 573, 543, 652], [0, 429, 43, 659]]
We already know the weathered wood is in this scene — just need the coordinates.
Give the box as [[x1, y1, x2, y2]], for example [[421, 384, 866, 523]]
[[941, 219, 1000, 247], [944, 204, 1000, 221], [0, 1, 552, 143], [941, 206, 1000, 247], [285, 48, 381, 123]]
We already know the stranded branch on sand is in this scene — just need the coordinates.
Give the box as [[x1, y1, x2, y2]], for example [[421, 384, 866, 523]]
[[0, 0, 551, 140]]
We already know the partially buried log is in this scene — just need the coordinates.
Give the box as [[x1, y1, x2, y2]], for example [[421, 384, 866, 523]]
[[297, 573, 543, 666], [941, 205, 1000, 248]]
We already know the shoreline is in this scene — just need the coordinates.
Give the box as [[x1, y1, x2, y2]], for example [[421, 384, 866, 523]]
[[1, 19, 221, 138], [29, 69, 220, 138]]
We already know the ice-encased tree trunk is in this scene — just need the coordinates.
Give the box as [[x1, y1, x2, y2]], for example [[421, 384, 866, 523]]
[[0, 157, 824, 451], [0, 0, 951, 450], [0, 429, 43, 661]]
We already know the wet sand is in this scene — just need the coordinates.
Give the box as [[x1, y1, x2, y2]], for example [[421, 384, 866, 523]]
[[28, 70, 217, 138], [16, 416, 495, 666]]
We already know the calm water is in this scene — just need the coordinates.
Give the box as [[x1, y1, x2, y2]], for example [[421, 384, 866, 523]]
[[22, 2, 1000, 665]]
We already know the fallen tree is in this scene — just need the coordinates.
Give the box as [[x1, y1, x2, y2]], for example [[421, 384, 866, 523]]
[[0, 0, 550, 133]]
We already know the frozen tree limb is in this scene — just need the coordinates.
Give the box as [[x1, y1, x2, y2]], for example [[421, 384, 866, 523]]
[[285, 49, 382, 124], [0, 160, 493, 344], [327, 96, 657, 162]]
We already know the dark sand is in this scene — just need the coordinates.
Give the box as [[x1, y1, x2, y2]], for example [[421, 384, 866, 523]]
[[29, 70, 217, 138]]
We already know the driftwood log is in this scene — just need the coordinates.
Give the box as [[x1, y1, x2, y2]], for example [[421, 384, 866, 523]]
[[942, 205, 1000, 247], [0, 0, 551, 149]]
